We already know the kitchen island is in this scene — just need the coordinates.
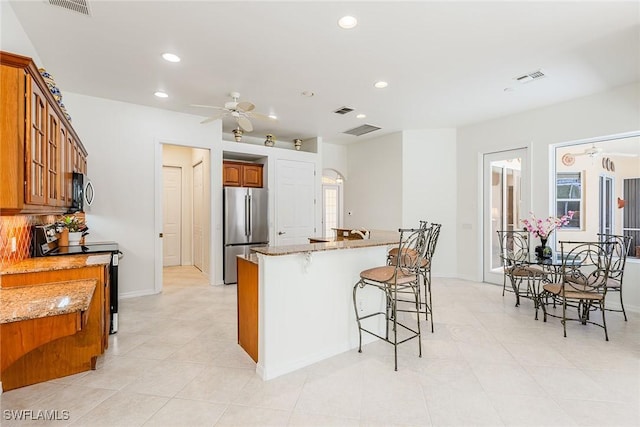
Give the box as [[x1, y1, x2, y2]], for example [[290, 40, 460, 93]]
[[245, 230, 399, 380], [0, 254, 111, 391]]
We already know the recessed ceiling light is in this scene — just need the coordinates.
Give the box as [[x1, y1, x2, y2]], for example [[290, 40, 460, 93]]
[[338, 15, 358, 29], [161, 53, 181, 63], [356, 113, 366, 119], [374, 81, 388, 89], [301, 91, 315, 97], [154, 91, 168, 98]]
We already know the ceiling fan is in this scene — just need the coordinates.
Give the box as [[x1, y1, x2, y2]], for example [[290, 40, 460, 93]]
[[570, 144, 637, 158], [191, 92, 273, 132]]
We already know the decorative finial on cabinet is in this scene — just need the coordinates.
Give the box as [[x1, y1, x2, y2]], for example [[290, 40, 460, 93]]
[[232, 127, 243, 142], [293, 139, 302, 151], [264, 134, 275, 147]]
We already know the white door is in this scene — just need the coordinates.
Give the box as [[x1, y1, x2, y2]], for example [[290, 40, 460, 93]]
[[275, 159, 316, 245], [163, 166, 182, 266], [482, 148, 530, 284], [322, 184, 340, 237], [193, 161, 204, 271]]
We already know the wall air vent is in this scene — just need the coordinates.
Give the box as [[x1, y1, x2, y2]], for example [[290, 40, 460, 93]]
[[343, 124, 381, 137], [514, 69, 546, 84], [47, 0, 92, 16], [334, 106, 354, 115]]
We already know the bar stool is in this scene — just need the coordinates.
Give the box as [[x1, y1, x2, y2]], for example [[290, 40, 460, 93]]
[[353, 227, 428, 370], [387, 222, 440, 332]]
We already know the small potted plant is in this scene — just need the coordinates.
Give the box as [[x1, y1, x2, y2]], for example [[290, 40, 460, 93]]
[[57, 215, 88, 246]]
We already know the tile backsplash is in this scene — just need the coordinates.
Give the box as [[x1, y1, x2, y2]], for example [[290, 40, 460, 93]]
[[0, 215, 56, 269]]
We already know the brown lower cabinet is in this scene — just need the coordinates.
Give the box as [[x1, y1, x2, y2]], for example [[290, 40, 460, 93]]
[[0, 264, 109, 391], [237, 256, 258, 362]]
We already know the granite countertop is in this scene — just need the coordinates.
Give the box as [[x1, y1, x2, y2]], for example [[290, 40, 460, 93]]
[[0, 254, 111, 276], [252, 230, 400, 256], [0, 279, 97, 324]]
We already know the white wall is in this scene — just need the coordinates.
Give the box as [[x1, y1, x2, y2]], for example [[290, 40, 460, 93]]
[[457, 82, 640, 311], [63, 92, 220, 297], [0, 1, 42, 64], [402, 129, 457, 277], [322, 143, 348, 179], [344, 132, 403, 230]]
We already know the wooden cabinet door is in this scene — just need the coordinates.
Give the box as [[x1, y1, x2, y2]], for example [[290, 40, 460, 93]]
[[243, 164, 263, 188], [223, 162, 242, 187], [46, 108, 61, 206], [237, 257, 258, 362], [25, 77, 47, 205], [60, 125, 74, 206]]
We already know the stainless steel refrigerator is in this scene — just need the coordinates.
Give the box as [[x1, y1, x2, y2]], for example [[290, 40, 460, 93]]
[[223, 187, 269, 284]]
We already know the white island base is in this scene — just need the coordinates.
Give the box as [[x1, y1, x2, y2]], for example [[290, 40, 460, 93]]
[[255, 239, 396, 380]]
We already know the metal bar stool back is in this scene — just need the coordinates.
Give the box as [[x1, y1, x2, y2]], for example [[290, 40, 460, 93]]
[[353, 227, 428, 370]]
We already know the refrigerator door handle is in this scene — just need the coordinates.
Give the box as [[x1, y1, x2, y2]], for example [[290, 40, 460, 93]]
[[244, 194, 249, 237], [247, 194, 252, 236]]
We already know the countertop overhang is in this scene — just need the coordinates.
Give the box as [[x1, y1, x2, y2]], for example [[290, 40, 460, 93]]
[[0, 279, 97, 324], [252, 230, 400, 256]]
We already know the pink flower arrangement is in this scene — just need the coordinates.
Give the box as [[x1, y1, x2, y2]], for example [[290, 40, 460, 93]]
[[521, 211, 574, 239]]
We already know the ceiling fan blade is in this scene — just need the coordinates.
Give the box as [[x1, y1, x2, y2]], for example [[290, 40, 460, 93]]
[[190, 104, 225, 110], [237, 101, 255, 112], [237, 116, 253, 132], [602, 152, 638, 157], [249, 111, 276, 121], [200, 111, 226, 124]]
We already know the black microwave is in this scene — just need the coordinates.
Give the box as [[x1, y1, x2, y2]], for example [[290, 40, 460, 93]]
[[71, 172, 94, 212]]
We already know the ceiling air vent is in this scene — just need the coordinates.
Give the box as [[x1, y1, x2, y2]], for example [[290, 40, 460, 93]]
[[343, 124, 381, 137], [514, 69, 547, 84], [334, 106, 354, 115], [47, 0, 92, 16]]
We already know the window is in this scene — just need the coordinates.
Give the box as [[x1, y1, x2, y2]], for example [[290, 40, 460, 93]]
[[556, 172, 581, 229]]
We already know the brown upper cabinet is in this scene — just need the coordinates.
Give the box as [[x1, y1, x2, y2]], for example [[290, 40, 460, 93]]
[[223, 161, 263, 188], [0, 51, 88, 215]]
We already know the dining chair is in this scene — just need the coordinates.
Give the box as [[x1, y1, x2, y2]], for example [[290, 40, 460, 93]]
[[540, 240, 616, 341], [598, 233, 633, 321], [354, 227, 428, 371], [496, 230, 547, 313]]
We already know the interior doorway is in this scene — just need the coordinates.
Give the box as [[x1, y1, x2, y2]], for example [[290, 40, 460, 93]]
[[482, 148, 530, 284], [159, 144, 211, 290], [321, 168, 344, 238]]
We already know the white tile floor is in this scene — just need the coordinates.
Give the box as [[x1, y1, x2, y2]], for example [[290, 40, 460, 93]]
[[1, 266, 638, 426]]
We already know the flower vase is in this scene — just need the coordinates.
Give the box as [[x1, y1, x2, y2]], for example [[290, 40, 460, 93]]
[[535, 237, 552, 260]]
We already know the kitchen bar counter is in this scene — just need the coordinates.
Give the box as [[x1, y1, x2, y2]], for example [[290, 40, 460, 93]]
[[251, 231, 400, 380], [0, 280, 96, 324], [253, 230, 399, 256], [0, 254, 111, 278]]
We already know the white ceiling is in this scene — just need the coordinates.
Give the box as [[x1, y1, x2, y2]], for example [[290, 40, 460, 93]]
[[7, 0, 640, 144]]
